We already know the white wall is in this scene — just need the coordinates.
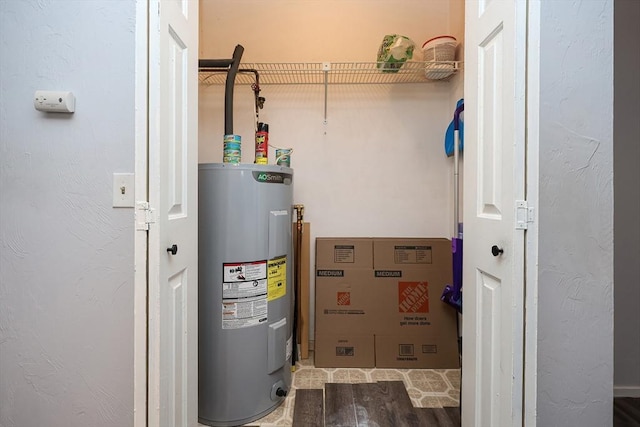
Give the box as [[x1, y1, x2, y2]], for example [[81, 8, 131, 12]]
[[614, 0, 640, 397], [199, 0, 462, 338], [537, 0, 614, 425], [0, 2, 135, 426], [448, 0, 465, 104], [200, 0, 452, 63]]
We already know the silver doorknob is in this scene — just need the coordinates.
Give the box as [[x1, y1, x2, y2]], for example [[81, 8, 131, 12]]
[[491, 245, 504, 256]]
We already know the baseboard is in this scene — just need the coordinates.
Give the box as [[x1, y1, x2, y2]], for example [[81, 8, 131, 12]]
[[614, 386, 640, 398]]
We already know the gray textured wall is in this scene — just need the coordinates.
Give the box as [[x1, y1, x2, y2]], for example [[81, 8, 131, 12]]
[[614, 0, 640, 397], [0, 1, 135, 426], [537, 0, 614, 425]]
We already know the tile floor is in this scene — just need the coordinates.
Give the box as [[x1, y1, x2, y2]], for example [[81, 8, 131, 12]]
[[199, 352, 461, 427]]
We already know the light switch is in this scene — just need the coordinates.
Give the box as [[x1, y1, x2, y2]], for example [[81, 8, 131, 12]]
[[113, 173, 135, 208]]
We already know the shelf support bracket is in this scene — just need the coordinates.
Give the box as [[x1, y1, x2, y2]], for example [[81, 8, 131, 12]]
[[322, 62, 330, 124]]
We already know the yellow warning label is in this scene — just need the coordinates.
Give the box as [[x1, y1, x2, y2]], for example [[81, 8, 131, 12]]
[[268, 256, 287, 301]]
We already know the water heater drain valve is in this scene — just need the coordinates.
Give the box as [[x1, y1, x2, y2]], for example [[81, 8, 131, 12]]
[[270, 380, 288, 401]]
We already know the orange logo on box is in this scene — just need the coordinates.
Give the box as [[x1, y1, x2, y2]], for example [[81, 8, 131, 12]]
[[337, 292, 351, 306], [398, 282, 429, 313]]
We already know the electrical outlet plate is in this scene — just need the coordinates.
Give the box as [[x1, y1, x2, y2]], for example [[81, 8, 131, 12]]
[[113, 173, 135, 208]]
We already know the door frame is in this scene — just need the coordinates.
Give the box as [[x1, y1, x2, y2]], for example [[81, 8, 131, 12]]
[[134, 0, 149, 425], [131, 1, 543, 425], [523, 0, 541, 425]]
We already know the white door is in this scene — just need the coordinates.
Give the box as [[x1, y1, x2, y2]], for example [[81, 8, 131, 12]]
[[147, 0, 199, 426], [462, 0, 527, 426]]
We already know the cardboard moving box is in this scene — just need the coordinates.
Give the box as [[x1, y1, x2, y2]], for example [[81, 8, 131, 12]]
[[375, 333, 460, 369], [316, 238, 373, 269], [315, 268, 378, 334], [315, 237, 460, 369], [373, 238, 451, 270], [314, 334, 375, 368]]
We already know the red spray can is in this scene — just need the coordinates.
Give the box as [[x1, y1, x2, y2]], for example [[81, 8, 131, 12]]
[[255, 122, 269, 164]]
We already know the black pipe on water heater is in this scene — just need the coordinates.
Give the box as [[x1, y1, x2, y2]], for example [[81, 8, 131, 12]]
[[198, 44, 244, 135], [224, 45, 244, 135]]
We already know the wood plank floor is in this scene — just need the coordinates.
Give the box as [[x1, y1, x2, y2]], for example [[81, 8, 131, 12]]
[[614, 397, 640, 427], [351, 381, 421, 426], [292, 389, 323, 427], [324, 383, 357, 427], [293, 381, 460, 427], [290, 381, 639, 427], [415, 408, 457, 427]]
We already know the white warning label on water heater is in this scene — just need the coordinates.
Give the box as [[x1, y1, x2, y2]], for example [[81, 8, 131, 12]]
[[224, 261, 267, 284], [222, 260, 268, 329]]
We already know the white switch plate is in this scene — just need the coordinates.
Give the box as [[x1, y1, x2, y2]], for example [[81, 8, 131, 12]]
[[113, 173, 135, 208]]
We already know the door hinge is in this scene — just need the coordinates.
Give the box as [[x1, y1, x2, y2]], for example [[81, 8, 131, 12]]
[[136, 201, 156, 231], [515, 200, 534, 230]]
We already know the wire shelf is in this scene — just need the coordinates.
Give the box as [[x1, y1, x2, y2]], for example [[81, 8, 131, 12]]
[[198, 61, 461, 86]]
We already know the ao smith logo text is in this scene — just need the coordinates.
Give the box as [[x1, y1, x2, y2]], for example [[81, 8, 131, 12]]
[[252, 171, 292, 184]]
